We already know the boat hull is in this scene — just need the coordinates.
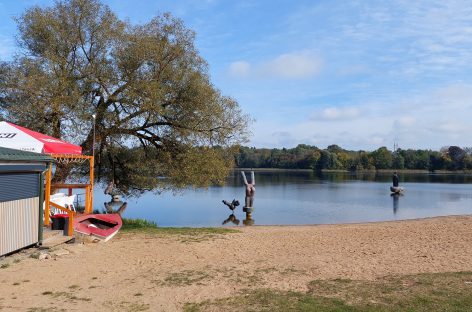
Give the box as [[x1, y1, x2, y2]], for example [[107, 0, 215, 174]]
[[74, 214, 122, 242]]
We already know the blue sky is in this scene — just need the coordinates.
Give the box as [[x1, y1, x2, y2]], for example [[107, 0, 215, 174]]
[[1, 0, 472, 151]]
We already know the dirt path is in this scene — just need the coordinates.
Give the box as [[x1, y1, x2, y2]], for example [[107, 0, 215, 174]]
[[1, 215, 472, 311]]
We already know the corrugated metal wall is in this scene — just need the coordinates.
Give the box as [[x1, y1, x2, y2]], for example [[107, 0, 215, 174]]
[[0, 173, 39, 203], [0, 197, 39, 256]]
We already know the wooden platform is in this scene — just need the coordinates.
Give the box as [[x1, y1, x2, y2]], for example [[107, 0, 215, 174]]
[[41, 228, 74, 248]]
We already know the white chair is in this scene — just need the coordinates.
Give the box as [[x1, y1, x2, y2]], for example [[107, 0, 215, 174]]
[[45, 194, 77, 215], [50, 192, 66, 200], [44, 193, 65, 214], [51, 195, 76, 213]]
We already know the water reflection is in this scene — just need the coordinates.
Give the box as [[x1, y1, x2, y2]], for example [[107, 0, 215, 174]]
[[446, 192, 464, 202], [243, 211, 254, 226], [222, 213, 240, 225], [104, 199, 127, 216], [229, 170, 472, 185], [391, 194, 400, 214]]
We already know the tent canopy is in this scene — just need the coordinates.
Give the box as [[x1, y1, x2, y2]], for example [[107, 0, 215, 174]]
[[0, 121, 82, 155]]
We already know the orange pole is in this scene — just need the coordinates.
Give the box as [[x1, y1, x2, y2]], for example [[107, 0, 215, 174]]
[[44, 164, 52, 226], [67, 211, 74, 236], [89, 156, 94, 214], [85, 186, 89, 214]]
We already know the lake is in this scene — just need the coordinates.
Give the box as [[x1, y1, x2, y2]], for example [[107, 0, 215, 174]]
[[92, 171, 472, 227]]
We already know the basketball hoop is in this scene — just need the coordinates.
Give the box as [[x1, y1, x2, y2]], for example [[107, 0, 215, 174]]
[[54, 156, 87, 165]]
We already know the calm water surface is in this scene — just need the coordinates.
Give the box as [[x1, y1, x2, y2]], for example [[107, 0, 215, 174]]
[[93, 171, 472, 227]]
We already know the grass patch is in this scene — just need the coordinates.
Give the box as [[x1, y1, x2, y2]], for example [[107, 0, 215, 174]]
[[104, 300, 150, 311], [121, 218, 238, 235], [280, 267, 306, 275], [121, 218, 239, 242], [156, 270, 212, 287], [27, 307, 67, 312], [307, 271, 472, 309], [121, 218, 158, 230], [29, 252, 40, 259], [184, 289, 355, 312], [0, 263, 9, 269], [42, 291, 91, 302], [123, 302, 150, 311], [184, 271, 472, 312]]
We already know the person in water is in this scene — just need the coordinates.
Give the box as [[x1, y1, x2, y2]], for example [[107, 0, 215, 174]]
[[392, 172, 399, 187]]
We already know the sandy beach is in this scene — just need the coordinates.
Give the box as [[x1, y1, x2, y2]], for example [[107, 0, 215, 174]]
[[1, 215, 472, 311]]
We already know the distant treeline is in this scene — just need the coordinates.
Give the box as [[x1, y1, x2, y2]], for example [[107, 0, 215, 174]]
[[235, 145, 472, 171]]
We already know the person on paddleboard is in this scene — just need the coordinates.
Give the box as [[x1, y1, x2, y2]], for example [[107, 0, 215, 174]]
[[392, 172, 399, 187]]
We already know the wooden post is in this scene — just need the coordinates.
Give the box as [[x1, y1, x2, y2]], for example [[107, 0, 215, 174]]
[[44, 163, 52, 227]]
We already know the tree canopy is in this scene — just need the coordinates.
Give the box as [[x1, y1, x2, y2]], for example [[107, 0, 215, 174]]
[[235, 145, 472, 172], [0, 0, 249, 193]]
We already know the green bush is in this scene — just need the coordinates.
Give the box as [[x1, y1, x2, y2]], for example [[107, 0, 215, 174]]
[[121, 218, 158, 230]]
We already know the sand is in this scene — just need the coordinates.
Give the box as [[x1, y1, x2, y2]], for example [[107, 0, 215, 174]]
[[1, 215, 472, 311]]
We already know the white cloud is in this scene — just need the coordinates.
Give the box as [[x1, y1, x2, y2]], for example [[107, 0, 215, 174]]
[[270, 131, 295, 147], [228, 61, 251, 78], [259, 51, 323, 79], [311, 107, 360, 121], [282, 1, 472, 77], [394, 116, 415, 127], [437, 122, 465, 133], [250, 82, 472, 150], [227, 51, 323, 80]]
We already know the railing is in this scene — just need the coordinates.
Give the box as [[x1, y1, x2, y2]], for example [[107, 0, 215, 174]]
[[49, 202, 76, 236], [51, 183, 93, 214]]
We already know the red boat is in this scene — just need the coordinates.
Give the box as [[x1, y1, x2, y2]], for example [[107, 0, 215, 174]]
[[74, 214, 122, 242]]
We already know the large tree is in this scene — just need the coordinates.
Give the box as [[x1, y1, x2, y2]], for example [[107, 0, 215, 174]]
[[0, 0, 249, 193]]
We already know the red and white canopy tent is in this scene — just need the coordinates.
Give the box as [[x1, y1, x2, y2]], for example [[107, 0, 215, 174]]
[[0, 121, 82, 154], [0, 121, 94, 235]]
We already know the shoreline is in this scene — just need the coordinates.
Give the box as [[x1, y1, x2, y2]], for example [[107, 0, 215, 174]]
[[156, 214, 472, 229], [235, 168, 472, 174], [2, 215, 472, 311], [217, 213, 472, 228]]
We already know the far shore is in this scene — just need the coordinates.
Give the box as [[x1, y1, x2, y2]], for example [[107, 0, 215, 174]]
[[1, 215, 472, 311], [235, 167, 472, 174]]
